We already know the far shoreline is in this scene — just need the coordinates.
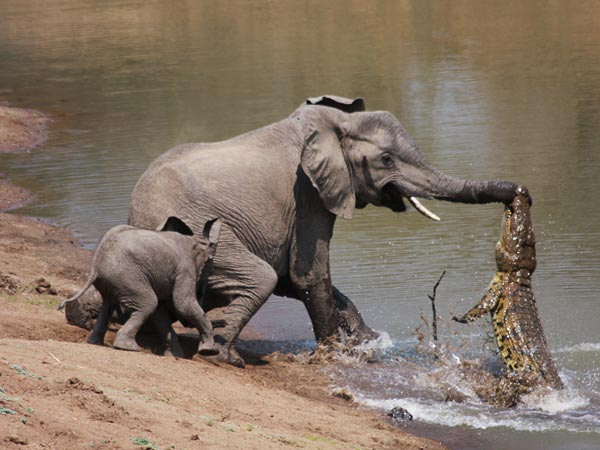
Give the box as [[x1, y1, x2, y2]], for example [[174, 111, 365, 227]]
[[0, 174, 31, 212], [0, 102, 49, 211], [0, 102, 51, 154]]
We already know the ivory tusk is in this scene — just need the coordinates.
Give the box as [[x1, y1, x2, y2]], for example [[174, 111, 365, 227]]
[[409, 197, 441, 221]]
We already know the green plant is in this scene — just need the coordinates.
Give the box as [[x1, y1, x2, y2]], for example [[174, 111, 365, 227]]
[[130, 437, 159, 450], [9, 364, 42, 380]]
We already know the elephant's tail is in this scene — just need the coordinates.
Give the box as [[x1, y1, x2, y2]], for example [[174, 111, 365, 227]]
[[57, 270, 97, 311]]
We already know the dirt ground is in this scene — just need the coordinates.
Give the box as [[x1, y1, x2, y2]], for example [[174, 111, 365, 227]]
[[0, 145, 446, 449]]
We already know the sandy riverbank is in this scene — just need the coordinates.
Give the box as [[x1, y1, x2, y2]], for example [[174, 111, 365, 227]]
[[0, 105, 445, 449], [0, 103, 50, 153]]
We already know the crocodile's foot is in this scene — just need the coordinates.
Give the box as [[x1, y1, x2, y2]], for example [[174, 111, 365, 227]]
[[452, 315, 468, 324]]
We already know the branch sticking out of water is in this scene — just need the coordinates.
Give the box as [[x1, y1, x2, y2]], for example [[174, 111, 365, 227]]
[[427, 271, 446, 343]]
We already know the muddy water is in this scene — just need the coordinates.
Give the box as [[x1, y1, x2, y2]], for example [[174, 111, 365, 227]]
[[1, 1, 599, 448]]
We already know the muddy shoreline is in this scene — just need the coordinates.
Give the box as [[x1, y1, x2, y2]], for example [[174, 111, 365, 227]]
[[0, 103, 50, 153], [0, 105, 446, 449]]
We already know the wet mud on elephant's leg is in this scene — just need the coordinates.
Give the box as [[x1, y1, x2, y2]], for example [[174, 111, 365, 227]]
[[274, 278, 377, 342], [332, 286, 378, 342]]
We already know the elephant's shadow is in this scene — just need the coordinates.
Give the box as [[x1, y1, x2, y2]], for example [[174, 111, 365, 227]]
[[134, 329, 283, 366]]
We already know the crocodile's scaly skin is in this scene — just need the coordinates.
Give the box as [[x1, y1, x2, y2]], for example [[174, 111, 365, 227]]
[[454, 186, 563, 406]]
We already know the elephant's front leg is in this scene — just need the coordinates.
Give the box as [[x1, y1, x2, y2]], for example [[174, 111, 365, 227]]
[[294, 275, 340, 341], [332, 286, 379, 342], [274, 277, 378, 342], [290, 220, 340, 342]]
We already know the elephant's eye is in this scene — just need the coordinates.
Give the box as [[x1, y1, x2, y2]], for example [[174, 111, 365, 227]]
[[381, 153, 394, 167]]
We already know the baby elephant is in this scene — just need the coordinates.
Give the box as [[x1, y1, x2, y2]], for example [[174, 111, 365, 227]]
[[58, 216, 221, 357]]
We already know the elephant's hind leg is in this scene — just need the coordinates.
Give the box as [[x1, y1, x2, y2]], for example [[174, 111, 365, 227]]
[[171, 275, 219, 357], [208, 232, 278, 367], [113, 290, 158, 352], [87, 300, 114, 346], [150, 305, 184, 358]]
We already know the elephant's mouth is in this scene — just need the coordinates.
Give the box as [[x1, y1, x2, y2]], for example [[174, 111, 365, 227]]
[[381, 182, 441, 221]]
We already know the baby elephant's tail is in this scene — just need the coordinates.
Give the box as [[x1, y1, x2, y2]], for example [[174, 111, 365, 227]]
[[57, 270, 96, 311]]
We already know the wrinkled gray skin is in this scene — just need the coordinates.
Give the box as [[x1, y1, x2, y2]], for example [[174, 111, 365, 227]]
[[59, 217, 221, 357], [129, 96, 518, 367]]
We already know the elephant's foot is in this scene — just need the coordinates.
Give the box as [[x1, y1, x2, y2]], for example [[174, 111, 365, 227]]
[[86, 335, 105, 346], [163, 331, 185, 358], [163, 340, 185, 358], [198, 338, 220, 357], [333, 286, 379, 343], [210, 336, 245, 368], [348, 326, 379, 345], [113, 334, 141, 352], [163, 347, 185, 358], [198, 346, 220, 357], [215, 346, 244, 367]]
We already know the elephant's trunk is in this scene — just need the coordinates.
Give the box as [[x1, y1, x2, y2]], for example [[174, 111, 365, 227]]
[[429, 169, 519, 205]]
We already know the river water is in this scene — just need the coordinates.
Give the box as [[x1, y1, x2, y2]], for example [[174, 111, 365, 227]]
[[1, 1, 599, 448]]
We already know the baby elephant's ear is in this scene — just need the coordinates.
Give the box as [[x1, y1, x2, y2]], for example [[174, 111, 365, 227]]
[[157, 216, 194, 236], [202, 218, 222, 255]]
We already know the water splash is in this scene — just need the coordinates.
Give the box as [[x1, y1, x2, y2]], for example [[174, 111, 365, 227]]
[[520, 386, 589, 414], [556, 343, 600, 353], [327, 338, 600, 434]]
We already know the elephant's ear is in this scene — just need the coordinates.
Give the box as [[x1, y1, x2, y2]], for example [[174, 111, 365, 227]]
[[305, 95, 365, 113], [157, 216, 194, 236], [202, 218, 222, 258], [301, 126, 355, 219]]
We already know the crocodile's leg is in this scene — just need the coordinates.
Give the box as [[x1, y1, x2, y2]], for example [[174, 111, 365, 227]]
[[475, 374, 520, 407], [453, 273, 506, 323]]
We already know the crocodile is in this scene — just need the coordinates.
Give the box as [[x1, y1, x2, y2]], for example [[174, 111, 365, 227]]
[[453, 186, 563, 406]]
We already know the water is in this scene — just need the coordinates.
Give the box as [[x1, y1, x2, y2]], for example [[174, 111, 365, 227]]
[[1, 1, 599, 448], [324, 337, 600, 449]]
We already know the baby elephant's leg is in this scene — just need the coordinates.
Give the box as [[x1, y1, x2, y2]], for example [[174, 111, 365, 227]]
[[114, 289, 158, 352], [87, 300, 114, 345], [172, 277, 219, 356], [150, 305, 184, 358]]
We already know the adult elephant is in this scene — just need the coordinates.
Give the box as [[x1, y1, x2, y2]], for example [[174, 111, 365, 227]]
[[129, 95, 517, 367]]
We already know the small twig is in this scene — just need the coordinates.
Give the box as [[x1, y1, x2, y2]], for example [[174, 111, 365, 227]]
[[48, 352, 61, 364], [427, 271, 446, 343]]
